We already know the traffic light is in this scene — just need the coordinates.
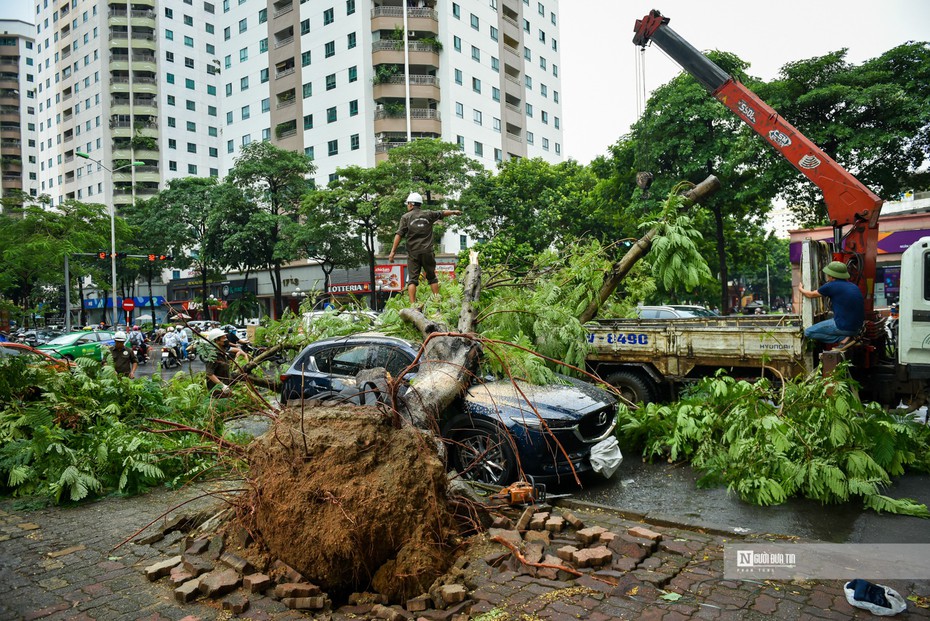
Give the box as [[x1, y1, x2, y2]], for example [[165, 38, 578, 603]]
[[148, 254, 173, 261], [97, 251, 109, 259], [115, 252, 128, 259]]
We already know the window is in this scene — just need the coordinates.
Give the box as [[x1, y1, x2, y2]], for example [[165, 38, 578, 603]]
[[188, 164, 198, 175], [260, 68, 269, 82], [242, 135, 251, 146], [526, 103, 533, 117], [493, 117, 501, 132], [327, 139, 338, 155], [206, 2, 215, 14], [227, 139, 234, 153], [241, 76, 249, 90], [208, 126, 218, 136], [456, 135, 464, 150], [241, 105, 250, 119], [325, 41, 335, 57], [259, 8, 267, 23], [491, 86, 500, 102], [554, 116, 559, 129], [474, 141, 483, 157], [259, 38, 268, 52], [224, 54, 232, 69], [323, 8, 334, 24], [166, 73, 175, 84], [490, 26, 498, 41], [305, 146, 314, 159], [471, 46, 480, 61], [301, 19, 310, 35], [226, 111, 233, 123], [187, 121, 197, 132], [555, 143, 560, 155], [301, 51, 311, 66], [348, 65, 357, 82], [524, 47, 532, 60], [239, 18, 247, 33], [166, 29, 174, 40], [452, 3, 460, 18], [525, 75, 532, 89], [167, 116, 176, 128], [473, 109, 482, 125], [455, 102, 463, 118], [551, 12, 557, 25], [553, 64, 558, 77], [185, 57, 195, 68], [346, 0, 355, 14], [539, 30, 545, 43], [302, 82, 312, 97], [184, 14, 193, 26], [553, 90, 559, 103], [524, 19, 530, 32], [541, 111, 548, 124], [208, 105, 217, 116], [526, 131, 534, 145], [538, 2, 545, 15], [542, 137, 549, 151], [262, 98, 270, 112], [169, 160, 177, 171], [165, 8, 174, 17], [552, 39, 557, 51], [187, 142, 197, 153], [225, 82, 232, 96], [262, 128, 270, 141], [303, 114, 313, 129], [347, 32, 356, 49], [167, 95, 176, 105], [166, 51, 175, 62], [540, 83, 548, 97], [454, 69, 462, 85], [472, 77, 481, 93], [350, 133, 359, 150], [453, 36, 461, 52], [349, 99, 358, 116], [206, 43, 215, 54], [239, 47, 248, 61], [223, 26, 230, 40], [491, 57, 499, 72], [326, 106, 336, 122], [325, 73, 335, 90], [470, 14, 479, 29], [494, 148, 502, 162], [184, 36, 193, 47]]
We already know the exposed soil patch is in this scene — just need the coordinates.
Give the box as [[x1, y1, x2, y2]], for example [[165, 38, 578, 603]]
[[240, 403, 459, 603]]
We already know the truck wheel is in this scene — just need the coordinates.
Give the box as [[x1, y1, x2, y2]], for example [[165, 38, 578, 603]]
[[605, 371, 656, 405]]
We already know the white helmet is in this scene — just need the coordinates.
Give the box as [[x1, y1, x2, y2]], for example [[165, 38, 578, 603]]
[[405, 191, 423, 205], [113, 331, 127, 342], [206, 328, 227, 342], [167, 326, 175, 332]]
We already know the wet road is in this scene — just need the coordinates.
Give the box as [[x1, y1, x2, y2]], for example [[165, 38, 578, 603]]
[[568, 447, 930, 543]]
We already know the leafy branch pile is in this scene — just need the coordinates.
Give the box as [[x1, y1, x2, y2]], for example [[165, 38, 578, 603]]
[[0, 358, 257, 504], [618, 367, 930, 516]]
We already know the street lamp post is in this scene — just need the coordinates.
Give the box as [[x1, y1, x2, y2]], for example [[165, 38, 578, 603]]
[[75, 151, 143, 326]]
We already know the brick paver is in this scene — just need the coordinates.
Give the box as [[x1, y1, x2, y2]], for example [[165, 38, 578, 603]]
[[1, 489, 929, 620]]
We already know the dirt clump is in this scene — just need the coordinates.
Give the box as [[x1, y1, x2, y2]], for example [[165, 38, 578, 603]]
[[241, 403, 459, 603]]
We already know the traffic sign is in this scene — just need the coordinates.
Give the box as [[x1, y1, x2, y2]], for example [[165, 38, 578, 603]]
[[122, 299, 135, 311]]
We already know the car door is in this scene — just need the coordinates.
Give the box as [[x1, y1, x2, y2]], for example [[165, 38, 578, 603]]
[[290, 343, 374, 400], [74, 333, 100, 359]]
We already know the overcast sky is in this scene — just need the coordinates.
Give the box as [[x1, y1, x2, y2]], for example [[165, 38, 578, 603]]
[[3, 0, 929, 164]]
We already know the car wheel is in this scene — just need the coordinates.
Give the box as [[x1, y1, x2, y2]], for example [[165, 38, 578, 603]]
[[447, 423, 517, 486], [605, 370, 657, 405]]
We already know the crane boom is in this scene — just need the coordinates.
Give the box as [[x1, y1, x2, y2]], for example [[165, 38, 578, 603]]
[[633, 10, 883, 314]]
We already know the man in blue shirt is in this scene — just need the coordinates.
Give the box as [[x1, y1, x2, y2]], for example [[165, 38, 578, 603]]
[[798, 261, 865, 344]]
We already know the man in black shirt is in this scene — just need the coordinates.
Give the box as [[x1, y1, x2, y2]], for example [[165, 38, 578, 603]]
[[387, 191, 461, 304]]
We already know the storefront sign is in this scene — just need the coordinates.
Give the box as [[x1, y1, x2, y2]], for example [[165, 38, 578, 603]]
[[327, 282, 371, 294], [375, 265, 404, 291]]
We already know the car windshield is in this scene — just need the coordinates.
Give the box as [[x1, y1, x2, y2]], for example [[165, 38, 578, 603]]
[[670, 306, 716, 317], [44, 333, 83, 346]]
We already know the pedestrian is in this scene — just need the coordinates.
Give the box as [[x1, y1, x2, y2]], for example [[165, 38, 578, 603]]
[[387, 191, 461, 304], [798, 261, 865, 344], [108, 331, 138, 378]]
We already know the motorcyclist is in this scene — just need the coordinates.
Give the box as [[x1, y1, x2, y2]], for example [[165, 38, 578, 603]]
[[162, 326, 181, 362], [177, 326, 190, 360], [128, 325, 147, 363]]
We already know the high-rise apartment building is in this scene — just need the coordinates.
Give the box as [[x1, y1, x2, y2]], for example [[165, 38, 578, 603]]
[[0, 20, 38, 205], [221, 0, 563, 184], [29, 0, 562, 199]]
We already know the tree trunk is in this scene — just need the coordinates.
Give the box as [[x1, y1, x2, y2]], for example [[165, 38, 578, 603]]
[[77, 273, 86, 327], [394, 251, 482, 430], [712, 204, 729, 315], [578, 175, 721, 324], [270, 263, 283, 319]]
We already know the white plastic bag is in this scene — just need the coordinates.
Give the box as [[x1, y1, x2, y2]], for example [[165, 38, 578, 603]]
[[843, 580, 907, 617], [589, 436, 623, 478]]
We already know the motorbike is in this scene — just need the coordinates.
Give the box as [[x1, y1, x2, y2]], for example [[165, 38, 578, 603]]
[[161, 345, 181, 369], [132, 343, 149, 364]]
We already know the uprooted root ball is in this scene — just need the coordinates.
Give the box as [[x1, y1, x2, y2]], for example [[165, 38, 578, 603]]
[[242, 404, 459, 602]]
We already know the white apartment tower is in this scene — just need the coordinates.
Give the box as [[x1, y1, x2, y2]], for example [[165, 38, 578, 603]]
[[30, 0, 562, 198], [33, 0, 223, 208], [221, 0, 564, 184], [0, 20, 38, 204]]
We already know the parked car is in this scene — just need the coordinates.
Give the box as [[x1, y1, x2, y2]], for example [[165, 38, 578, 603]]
[[0, 342, 73, 371], [279, 334, 619, 486], [36, 331, 116, 361], [635, 305, 718, 319]]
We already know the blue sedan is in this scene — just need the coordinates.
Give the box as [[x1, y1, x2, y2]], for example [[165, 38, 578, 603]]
[[279, 334, 618, 486]]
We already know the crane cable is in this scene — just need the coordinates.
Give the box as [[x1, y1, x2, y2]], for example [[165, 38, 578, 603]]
[[634, 45, 647, 120]]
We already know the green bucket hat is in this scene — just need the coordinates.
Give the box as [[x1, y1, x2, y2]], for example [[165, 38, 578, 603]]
[[823, 261, 850, 280]]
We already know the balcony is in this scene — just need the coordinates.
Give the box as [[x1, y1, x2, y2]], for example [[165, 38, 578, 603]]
[[273, 2, 294, 18], [275, 35, 294, 49], [371, 6, 438, 34], [276, 66, 296, 79], [372, 41, 440, 67], [374, 107, 440, 134], [373, 74, 440, 101], [276, 98, 296, 110]]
